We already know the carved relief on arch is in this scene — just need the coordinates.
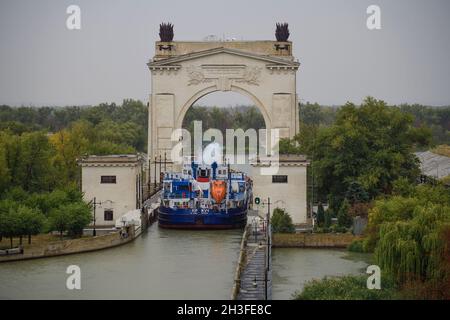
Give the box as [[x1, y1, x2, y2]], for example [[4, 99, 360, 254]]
[[186, 65, 262, 86]]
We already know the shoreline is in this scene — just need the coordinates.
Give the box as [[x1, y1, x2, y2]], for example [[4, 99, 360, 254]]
[[272, 233, 360, 248]]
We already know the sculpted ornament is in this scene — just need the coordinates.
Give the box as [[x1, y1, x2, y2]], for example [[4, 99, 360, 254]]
[[187, 66, 210, 85], [187, 65, 261, 86], [236, 66, 262, 86]]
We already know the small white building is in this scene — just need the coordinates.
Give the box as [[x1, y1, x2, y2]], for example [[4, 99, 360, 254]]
[[250, 155, 309, 225], [79, 154, 145, 228]]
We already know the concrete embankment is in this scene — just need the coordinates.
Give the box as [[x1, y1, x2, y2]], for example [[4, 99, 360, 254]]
[[0, 205, 159, 263], [231, 224, 251, 300], [0, 227, 137, 263], [272, 233, 361, 248]]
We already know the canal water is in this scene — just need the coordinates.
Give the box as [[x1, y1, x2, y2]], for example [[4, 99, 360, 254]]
[[1, 223, 371, 299], [272, 248, 373, 300], [0, 224, 242, 300]]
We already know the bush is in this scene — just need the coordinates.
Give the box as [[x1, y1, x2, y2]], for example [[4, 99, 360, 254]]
[[316, 203, 325, 227], [331, 224, 348, 233], [324, 209, 332, 228], [294, 275, 396, 300], [271, 208, 295, 233], [347, 239, 365, 253], [337, 199, 352, 228]]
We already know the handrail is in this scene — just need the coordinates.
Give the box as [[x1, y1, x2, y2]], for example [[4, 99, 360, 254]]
[[231, 223, 251, 300]]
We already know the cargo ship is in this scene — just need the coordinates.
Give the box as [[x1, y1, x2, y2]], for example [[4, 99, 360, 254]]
[[158, 160, 252, 229]]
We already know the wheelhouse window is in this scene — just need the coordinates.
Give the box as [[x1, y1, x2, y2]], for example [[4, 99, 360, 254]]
[[272, 175, 288, 183], [104, 210, 114, 221], [101, 175, 116, 184], [198, 169, 209, 178]]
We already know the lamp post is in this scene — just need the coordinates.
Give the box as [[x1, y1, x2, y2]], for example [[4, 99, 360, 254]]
[[266, 197, 271, 271], [164, 152, 167, 172], [252, 275, 269, 300], [154, 156, 157, 189], [92, 197, 102, 237], [159, 154, 162, 185]]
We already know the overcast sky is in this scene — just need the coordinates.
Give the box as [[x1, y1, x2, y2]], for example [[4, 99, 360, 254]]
[[1, 0, 449, 107]]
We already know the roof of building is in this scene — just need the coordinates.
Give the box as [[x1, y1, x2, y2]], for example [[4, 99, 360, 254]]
[[148, 47, 300, 68], [250, 154, 309, 167], [414, 151, 450, 179], [78, 154, 145, 166]]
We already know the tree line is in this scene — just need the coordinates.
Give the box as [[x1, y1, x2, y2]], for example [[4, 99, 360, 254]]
[[0, 187, 91, 248], [0, 99, 147, 247]]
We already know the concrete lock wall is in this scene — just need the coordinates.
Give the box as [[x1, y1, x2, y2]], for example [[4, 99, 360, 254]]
[[272, 233, 361, 248]]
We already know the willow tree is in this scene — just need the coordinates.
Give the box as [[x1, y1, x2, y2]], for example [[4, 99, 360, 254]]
[[375, 204, 450, 285]]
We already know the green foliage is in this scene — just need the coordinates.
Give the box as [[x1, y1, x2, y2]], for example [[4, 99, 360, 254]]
[[291, 98, 428, 203], [279, 137, 302, 155], [364, 196, 420, 251], [0, 140, 10, 193], [347, 239, 365, 253], [0, 187, 91, 241], [0, 131, 56, 192], [294, 275, 396, 300], [392, 177, 415, 197], [182, 105, 265, 142], [324, 209, 332, 228], [299, 102, 337, 126], [345, 181, 369, 204], [316, 203, 325, 227], [49, 200, 92, 238], [16, 206, 45, 244], [337, 199, 352, 228], [49, 207, 70, 238], [374, 204, 450, 284], [271, 208, 295, 233], [0, 209, 21, 244], [398, 104, 450, 145], [65, 203, 92, 237], [414, 183, 450, 206], [363, 182, 450, 293]]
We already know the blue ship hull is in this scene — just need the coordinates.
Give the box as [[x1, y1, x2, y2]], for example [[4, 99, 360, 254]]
[[158, 206, 247, 229]]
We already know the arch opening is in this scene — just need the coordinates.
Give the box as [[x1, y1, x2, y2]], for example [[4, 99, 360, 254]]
[[180, 89, 268, 169]]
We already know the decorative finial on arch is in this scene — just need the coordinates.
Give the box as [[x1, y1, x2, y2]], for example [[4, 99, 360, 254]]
[[159, 22, 174, 42], [275, 22, 290, 41]]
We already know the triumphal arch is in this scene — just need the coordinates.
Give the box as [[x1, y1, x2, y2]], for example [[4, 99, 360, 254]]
[[147, 37, 300, 174]]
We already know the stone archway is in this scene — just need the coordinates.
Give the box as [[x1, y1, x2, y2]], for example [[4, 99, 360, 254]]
[[175, 85, 271, 131], [147, 41, 300, 175]]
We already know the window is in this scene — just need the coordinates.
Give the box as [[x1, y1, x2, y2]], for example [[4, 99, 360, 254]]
[[101, 175, 116, 184], [104, 210, 113, 221], [272, 175, 288, 183]]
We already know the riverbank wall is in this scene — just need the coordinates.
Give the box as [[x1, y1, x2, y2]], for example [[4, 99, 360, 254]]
[[231, 224, 251, 300], [0, 208, 159, 263], [0, 226, 137, 263], [272, 233, 360, 248]]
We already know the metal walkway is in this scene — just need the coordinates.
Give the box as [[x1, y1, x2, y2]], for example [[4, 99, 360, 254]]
[[237, 213, 272, 300]]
